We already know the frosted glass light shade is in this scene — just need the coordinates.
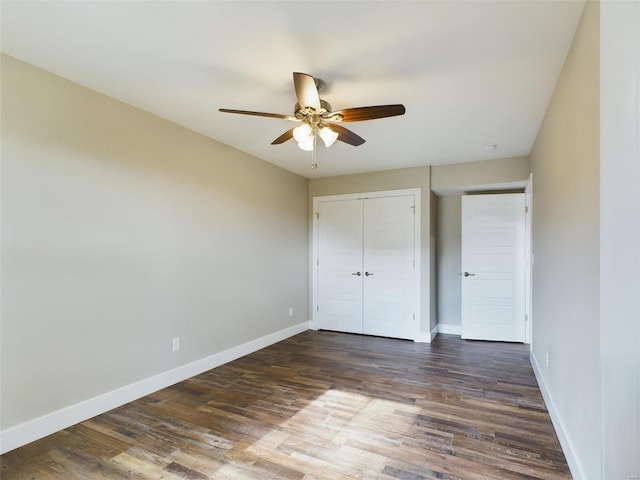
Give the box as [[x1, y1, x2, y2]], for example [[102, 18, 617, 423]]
[[318, 126, 338, 147], [298, 139, 314, 151], [293, 123, 313, 143]]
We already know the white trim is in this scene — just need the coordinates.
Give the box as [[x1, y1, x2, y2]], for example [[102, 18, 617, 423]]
[[430, 326, 438, 342], [312, 189, 421, 204], [530, 351, 586, 480], [524, 174, 533, 347], [416, 328, 435, 343], [437, 323, 462, 336], [0, 322, 310, 454], [312, 189, 421, 342]]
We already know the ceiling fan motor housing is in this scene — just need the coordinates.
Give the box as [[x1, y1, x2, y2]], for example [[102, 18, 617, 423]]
[[294, 99, 330, 116]]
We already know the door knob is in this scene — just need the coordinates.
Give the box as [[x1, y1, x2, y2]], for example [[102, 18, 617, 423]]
[[352, 272, 361, 276], [463, 272, 476, 277], [365, 271, 374, 276]]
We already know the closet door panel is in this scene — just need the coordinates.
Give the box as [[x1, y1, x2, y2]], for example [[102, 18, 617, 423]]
[[363, 195, 416, 339], [316, 199, 364, 334]]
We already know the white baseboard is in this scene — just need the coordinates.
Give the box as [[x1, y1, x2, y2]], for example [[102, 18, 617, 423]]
[[430, 326, 438, 342], [0, 321, 310, 454], [416, 329, 435, 343], [437, 323, 461, 336], [530, 351, 585, 480]]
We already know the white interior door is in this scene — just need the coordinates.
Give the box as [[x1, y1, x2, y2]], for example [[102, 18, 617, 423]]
[[363, 196, 416, 339], [316, 199, 364, 334], [461, 194, 525, 342]]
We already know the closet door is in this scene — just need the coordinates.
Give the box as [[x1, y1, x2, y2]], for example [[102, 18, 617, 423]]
[[315, 193, 418, 340], [316, 199, 364, 334], [363, 195, 416, 339]]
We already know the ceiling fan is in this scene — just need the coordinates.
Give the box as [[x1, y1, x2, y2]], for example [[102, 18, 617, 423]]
[[219, 72, 405, 169]]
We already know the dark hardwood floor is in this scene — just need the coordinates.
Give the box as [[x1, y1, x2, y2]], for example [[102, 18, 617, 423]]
[[0, 331, 571, 479]]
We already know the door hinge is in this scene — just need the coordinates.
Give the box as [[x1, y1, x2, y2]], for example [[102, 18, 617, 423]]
[[413, 259, 415, 268], [317, 305, 319, 312], [317, 258, 319, 266], [413, 313, 415, 321], [525, 314, 529, 322], [525, 206, 529, 213], [411, 205, 415, 214], [315, 212, 319, 220]]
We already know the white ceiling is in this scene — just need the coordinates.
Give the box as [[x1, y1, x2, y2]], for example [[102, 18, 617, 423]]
[[1, 1, 585, 179]]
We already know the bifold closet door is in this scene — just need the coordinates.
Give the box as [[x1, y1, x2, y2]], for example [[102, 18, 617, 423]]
[[362, 195, 416, 339], [316, 199, 364, 334], [316, 195, 416, 340]]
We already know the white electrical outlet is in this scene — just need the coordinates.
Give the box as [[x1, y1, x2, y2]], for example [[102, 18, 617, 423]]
[[172, 337, 181, 352], [289, 306, 294, 317]]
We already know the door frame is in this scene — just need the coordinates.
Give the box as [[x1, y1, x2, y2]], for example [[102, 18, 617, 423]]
[[311, 188, 421, 341], [524, 174, 533, 346]]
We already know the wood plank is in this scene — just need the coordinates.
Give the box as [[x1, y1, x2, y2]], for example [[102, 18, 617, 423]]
[[0, 332, 571, 479]]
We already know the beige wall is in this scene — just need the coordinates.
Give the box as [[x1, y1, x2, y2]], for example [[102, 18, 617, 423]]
[[1, 55, 309, 430], [529, 2, 601, 478], [431, 156, 530, 194], [309, 167, 434, 334], [436, 195, 462, 328]]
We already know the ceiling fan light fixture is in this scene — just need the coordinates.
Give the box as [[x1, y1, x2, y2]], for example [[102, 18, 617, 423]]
[[318, 126, 338, 147], [220, 72, 406, 167], [293, 123, 313, 143], [297, 139, 314, 151]]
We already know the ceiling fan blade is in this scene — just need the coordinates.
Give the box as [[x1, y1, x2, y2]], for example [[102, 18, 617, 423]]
[[219, 108, 291, 120], [332, 104, 406, 122], [329, 124, 366, 146], [293, 72, 321, 110], [271, 128, 294, 145]]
